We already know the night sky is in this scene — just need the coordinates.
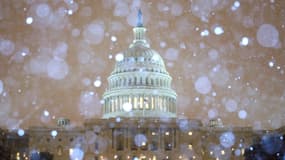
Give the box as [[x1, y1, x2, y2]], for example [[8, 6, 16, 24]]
[[0, 0, 284, 130]]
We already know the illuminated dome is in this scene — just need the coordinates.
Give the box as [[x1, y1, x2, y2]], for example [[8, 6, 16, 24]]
[[102, 10, 177, 118]]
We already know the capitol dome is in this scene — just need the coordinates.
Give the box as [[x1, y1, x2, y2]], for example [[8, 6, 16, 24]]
[[102, 10, 177, 118]]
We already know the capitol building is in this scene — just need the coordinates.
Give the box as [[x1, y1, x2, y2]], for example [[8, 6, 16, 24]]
[[1, 11, 285, 160]]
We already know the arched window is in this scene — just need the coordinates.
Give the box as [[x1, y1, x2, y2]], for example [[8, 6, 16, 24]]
[[140, 77, 143, 85], [156, 79, 159, 86], [123, 77, 127, 86], [134, 77, 137, 85]]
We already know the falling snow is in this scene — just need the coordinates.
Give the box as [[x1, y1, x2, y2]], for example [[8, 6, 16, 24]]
[[0, 2, 283, 155], [53, 42, 68, 60], [224, 99, 238, 112], [47, 58, 69, 80], [123, 102, 132, 112], [194, 76, 212, 94], [238, 110, 247, 119], [240, 37, 249, 46], [17, 129, 25, 136], [134, 134, 148, 147], [170, 3, 183, 16], [83, 21, 105, 44], [79, 91, 101, 118], [231, 1, 240, 11], [208, 49, 219, 60], [257, 24, 279, 48], [26, 17, 33, 24], [113, 2, 129, 17], [115, 53, 124, 62], [191, 0, 227, 22], [268, 61, 275, 68], [0, 80, 3, 94], [36, 3, 51, 18], [200, 29, 210, 37], [71, 28, 81, 37], [208, 108, 218, 119], [69, 148, 84, 160], [93, 79, 102, 87], [164, 48, 179, 61], [219, 131, 235, 148], [51, 130, 58, 137], [213, 26, 224, 35], [0, 39, 15, 56]]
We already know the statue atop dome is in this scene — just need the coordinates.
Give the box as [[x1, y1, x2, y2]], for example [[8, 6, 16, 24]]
[[137, 9, 143, 27]]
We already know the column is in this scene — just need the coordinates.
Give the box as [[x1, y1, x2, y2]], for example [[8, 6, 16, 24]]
[[151, 96, 154, 110], [153, 96, 157, 110], [111, 99, 114, 112], [163, 97, 166, 112], [140, 95, 143, 109], [114, 97, 117, 112], [166, 97, 171, 112], [118, 96, 122, 111]]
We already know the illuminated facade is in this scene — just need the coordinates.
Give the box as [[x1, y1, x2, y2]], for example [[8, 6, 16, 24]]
[[102, 10, 177, 119]]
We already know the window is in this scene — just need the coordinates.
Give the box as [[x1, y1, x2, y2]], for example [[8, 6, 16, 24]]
[[114, 128, 124, 151], [130, 128, 138, 150], [164, 129, 173, 151], [150, 128, 159, 151]]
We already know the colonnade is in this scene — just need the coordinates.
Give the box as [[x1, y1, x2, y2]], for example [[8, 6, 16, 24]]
[[103, 95, 176, 114], [112, 128, 177, 151], [109, 75, 171, 89]]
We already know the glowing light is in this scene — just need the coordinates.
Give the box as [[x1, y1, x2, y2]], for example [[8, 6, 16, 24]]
[[21, 52, 27, 56], [93, 79, 102, 87], [115, 53, 124, 62], [214, 26, 224, 35], [188, 144, 193, 150], [17, 129, 25, 136], [240, 37, 249, 46], [123, 102, 132, 112], [69, 148, 84, 160], [67, 10, 73, 15], [234, 1, 240, 7], [238, 110, 247, 119], [51, 130, 58, 137], [231, 1, 240, 11], [43, 110, 50, 117], [268, 61, 274, 67], [26, 17, 33, 24], [111, 36, 117, 42], [200, 29, 209, 37]]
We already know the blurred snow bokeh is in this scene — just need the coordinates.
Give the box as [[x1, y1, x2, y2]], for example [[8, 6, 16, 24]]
[[0, 0, 284, 130]]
